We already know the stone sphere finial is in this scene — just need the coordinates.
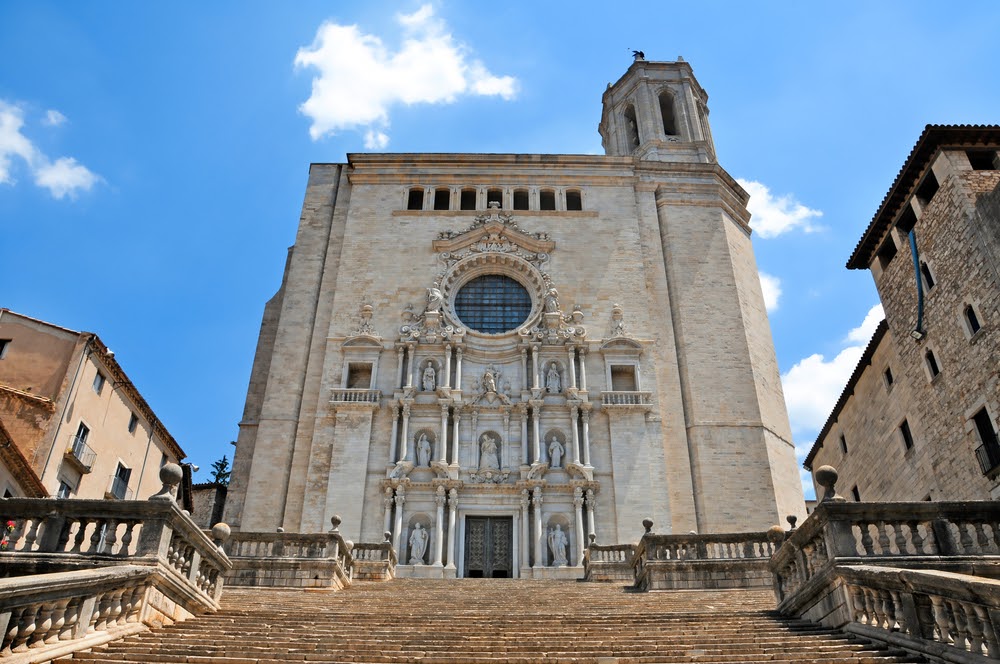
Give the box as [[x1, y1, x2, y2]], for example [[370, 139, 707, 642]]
[[766, 525, 786, 545], [786, 515, 798, 530], [148, 462, 183, 502], [588, 533, 596, 545], [642, 518, 654, 534], [330, 515, 342, 532], [815, 465, 847, 503], [276, 527, 285, 533], [211, 522, 231, 545], [343, 539, 354, 552], [384, 531, 392, 543]]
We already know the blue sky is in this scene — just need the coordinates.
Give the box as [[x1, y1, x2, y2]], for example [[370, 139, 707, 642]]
[[2, 2, 998, 497]]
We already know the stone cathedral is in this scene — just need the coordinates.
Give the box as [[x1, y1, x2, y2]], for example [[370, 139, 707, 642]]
[[224, 57, 805, 579]]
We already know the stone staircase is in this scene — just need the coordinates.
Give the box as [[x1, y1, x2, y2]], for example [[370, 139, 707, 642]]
[[58, 579, 925, 663]]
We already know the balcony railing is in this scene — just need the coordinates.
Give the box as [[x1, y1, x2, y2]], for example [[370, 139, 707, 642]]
[[330, 388, 381, 404], [65, 434, 97, 472], [600, 391, 652, 409], [974, 434, 1000, 475], [106, 475, 133, 500]]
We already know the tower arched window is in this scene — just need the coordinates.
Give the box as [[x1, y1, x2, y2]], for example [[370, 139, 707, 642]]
[[623, 104, 640, 152], [513, 189, 529, 210], [566, 189, 582, 211], [539, 189, 556, 211], [433, 188, 450, 210], [965, 304, 982, 335], [460, 188, 477, 210], [406, 187, 424, 210], [658, 91, 677, 137], [486, 188, 503, 208]]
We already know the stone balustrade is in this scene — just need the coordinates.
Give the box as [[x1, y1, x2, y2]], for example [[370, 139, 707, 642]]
[[599, 391, 652, 408], [329, 388, 381, 404], [582, 542, 636, 583], [351, 537, 398, 581], [222, 517, 355, 589]]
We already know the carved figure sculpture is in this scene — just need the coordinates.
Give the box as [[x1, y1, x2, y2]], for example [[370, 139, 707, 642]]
[[409, 523, 429, 564], [544, 288, 560, 313], [422, 362, 436, 391], [480, 433, 500, 470], [548, 436, 564, 468], [611, 304, 625, 337], [425, 288, 444, 314], [416, 434, 432, 467], [482, 368, 497, 394], [545, 362, 561, 393], [548, 524, 569, 566]]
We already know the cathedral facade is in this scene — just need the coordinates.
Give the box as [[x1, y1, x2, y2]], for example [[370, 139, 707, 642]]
[[224, 58, 805, 578]]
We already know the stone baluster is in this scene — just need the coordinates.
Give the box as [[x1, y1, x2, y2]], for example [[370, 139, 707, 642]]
[[405, 344, 415, 389], [950, 599, 970, 650], [586, 488, 596, 540], [382, 487, 394, 536], [395, 346, 405, 389], [439, 405, 449, 463], [455, 347, 463, 388], [567, 347, 577, 390], [578, 347, 588, 390], [443, 344, 452, 388], [389, 406, 400, 464], [570, 405, 581, 464], [858, 521, 875, 555], [930, 595, 952, 643], [876, 520, 891, 554], [974, 604, 999, 658], [531, 344, 540, 390], [963, 602, 985, 654], [433, 486, 446, 566], [907, 520, 925, 554], [451, 410, 461, 466], [893, 521, 908, 555], [399, 405, 411, 463], [520, 407, 529, 465], [520, 489, 530, 570], [532, 487, 543, 568], [957, 522, 975, 554], [573, 487, 585, 565], [392, 487, 406, 554], [445, 489, 458, 569], [581, 407, 592, 466]]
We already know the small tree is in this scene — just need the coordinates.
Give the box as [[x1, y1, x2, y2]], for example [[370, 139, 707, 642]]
[[210, 455, 231, 486]]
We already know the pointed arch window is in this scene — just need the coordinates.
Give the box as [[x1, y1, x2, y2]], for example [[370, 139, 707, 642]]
[[658, 91, 677, 136], [623, 104, 639, 152]]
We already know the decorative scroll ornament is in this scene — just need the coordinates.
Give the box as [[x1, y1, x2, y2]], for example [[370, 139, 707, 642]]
[[469, 468, 511, 484], [519, 302, 587, 345], [610, 303, 626, 337], [353, 302, 378, 337]]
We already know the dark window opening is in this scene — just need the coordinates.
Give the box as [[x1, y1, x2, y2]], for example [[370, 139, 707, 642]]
[[566, 190, 582, 211], [973, 408, 1000, 474], [900, 420, 915, 450], [877, 238, 898, 269], [127, 412, 139, 434], [884, 367, 894, 388], [93, 372, 106, 395], [110, 463, 132, 500], [610, 365, 638, 391], [460, 189, 477, 210], [967, 150, 998, 171], [539, 190, 556, 211], [658, 92, 677, 136], [407, 188, 424, 210], [925, 350, 940, 378], [0, 339, 10, 359], [513, 189, 529, 210], [915, 172, 939, 207], [920, 262, 935, 290], [454, 275, 532, 334], [839, 434, 848, 455], [433, 189, 450, 211], [486, 189, 503, 208], [347, 363, 373, 389], [966, 305, 982, 335], [896, 206, 917, 234], [851, 486, 861, 502], [623, 104, 640, 152]]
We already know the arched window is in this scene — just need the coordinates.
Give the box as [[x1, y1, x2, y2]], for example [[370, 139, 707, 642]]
[[433, 188, 450, 210], [406, 188, 424, 210], [486, 188, 503, 208], [460, 188, 477, 210], [513, 189, 529, 210], [539, 189, 556, 211], [925, 349, 940, 378], [454, 275, 532, 334], [623, 104, 639, 152], [920, 262, 935, 290], [658, 91, 677, 136], [965, 304, 982, 335], [565, 189, 582, 211]]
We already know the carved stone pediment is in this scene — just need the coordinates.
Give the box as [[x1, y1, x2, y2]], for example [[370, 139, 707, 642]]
[[432, 207, 555, 258]]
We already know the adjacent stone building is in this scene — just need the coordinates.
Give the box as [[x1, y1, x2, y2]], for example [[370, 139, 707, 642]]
[[805, 126, 1000, 501], [224, 57, 805, 578], [0, 309, 186, 499]]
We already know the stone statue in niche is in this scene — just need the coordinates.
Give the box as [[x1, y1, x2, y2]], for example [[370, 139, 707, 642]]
[[422, 361, 437, 391], [548, 524, 568, 566], [545, 362, 561, 393], [480, 433, 500, 470], [548, 435, 564, 468], [416, 433, 432, 467], [482, 367, 498, 394], [544, 288, 560, 313], [425, 288, 444, 314], [409, 523, 429, 564]]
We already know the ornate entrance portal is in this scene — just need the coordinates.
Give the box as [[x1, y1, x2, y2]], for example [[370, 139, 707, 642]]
[[464, 516, 512, 578]]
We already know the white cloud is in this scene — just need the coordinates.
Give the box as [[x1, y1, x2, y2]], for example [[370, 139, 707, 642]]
[[295, 5, 517, 144], [759, 272, 781, 312], [34, 157, 101, 199], [738, 179, 823, 238], [43, 109, 67, 127], [846, 303, 885, 344], [0, 100, 100, 198], [782, 345, 865, 437]]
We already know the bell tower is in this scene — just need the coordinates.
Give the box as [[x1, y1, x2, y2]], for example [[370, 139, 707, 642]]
[[599, 55, 716, 163]]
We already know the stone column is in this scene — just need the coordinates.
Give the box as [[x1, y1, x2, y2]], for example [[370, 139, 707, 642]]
[[531, 403, 542, 464], [395, 347, 405, 389], [531, 344, 540, 390], [578, 347, 587, 391], [520, 489, 531, 570], [567, 347, 577, 390], [439, 405, 449, 463], [581, 407, 592, 467], [455, 347, 464, 389], [443, 344, 452, 388], [586, 488, 596, 540], [573, 487, 586, 565], [570, 405, 581, 464], [451, 410, 461, 466], [520, 408, 529, 465], [405, 344, 415, 389], [392, 486, 406, 554], [532, 487, 544, 568], [433, 486, 446, 566], [520, 347, 528, 390], [389, 405, 400, 463], [382, 487, 394, 536], [445, 488, 458, 569], [399, 404, 411, 463]]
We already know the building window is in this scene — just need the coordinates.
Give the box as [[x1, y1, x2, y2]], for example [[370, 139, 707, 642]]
[[512, 189, 529, 210], [658, 91, 677, 137], [610, 365, 638, 391], [160, 453, 168, 468], [967, 150, 998, 170], [0, 339, 10, 359], [127, 412, 139, 434], [57, 480, 73, 499], [899, 419, 915, 451], [915, 172, 939, 207], [453, 274, 532, 334], [883, 367, 894, 390], [109, 463, 132, 500], [876, 237, 897, 269], [460, 188, 476, 210], [486, 188, 503, 208], [623, 104, 640, 152], [93, 371, 106, 395], [839, 434, 848, 455], [965, 304, 982, 336], [851, 485, 861, 502], [74, 422, 90, 447], [346, 362, 373, 389], [896, 205, 916, 234], [539, 190, 556, 211], [406, 188, 424, 210], [972, 407, 1000, 475], [925, 349, 940, 378], [433, 188, 450, 211], [920, 262, 935, 290], [565, 190, 583, 211]]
